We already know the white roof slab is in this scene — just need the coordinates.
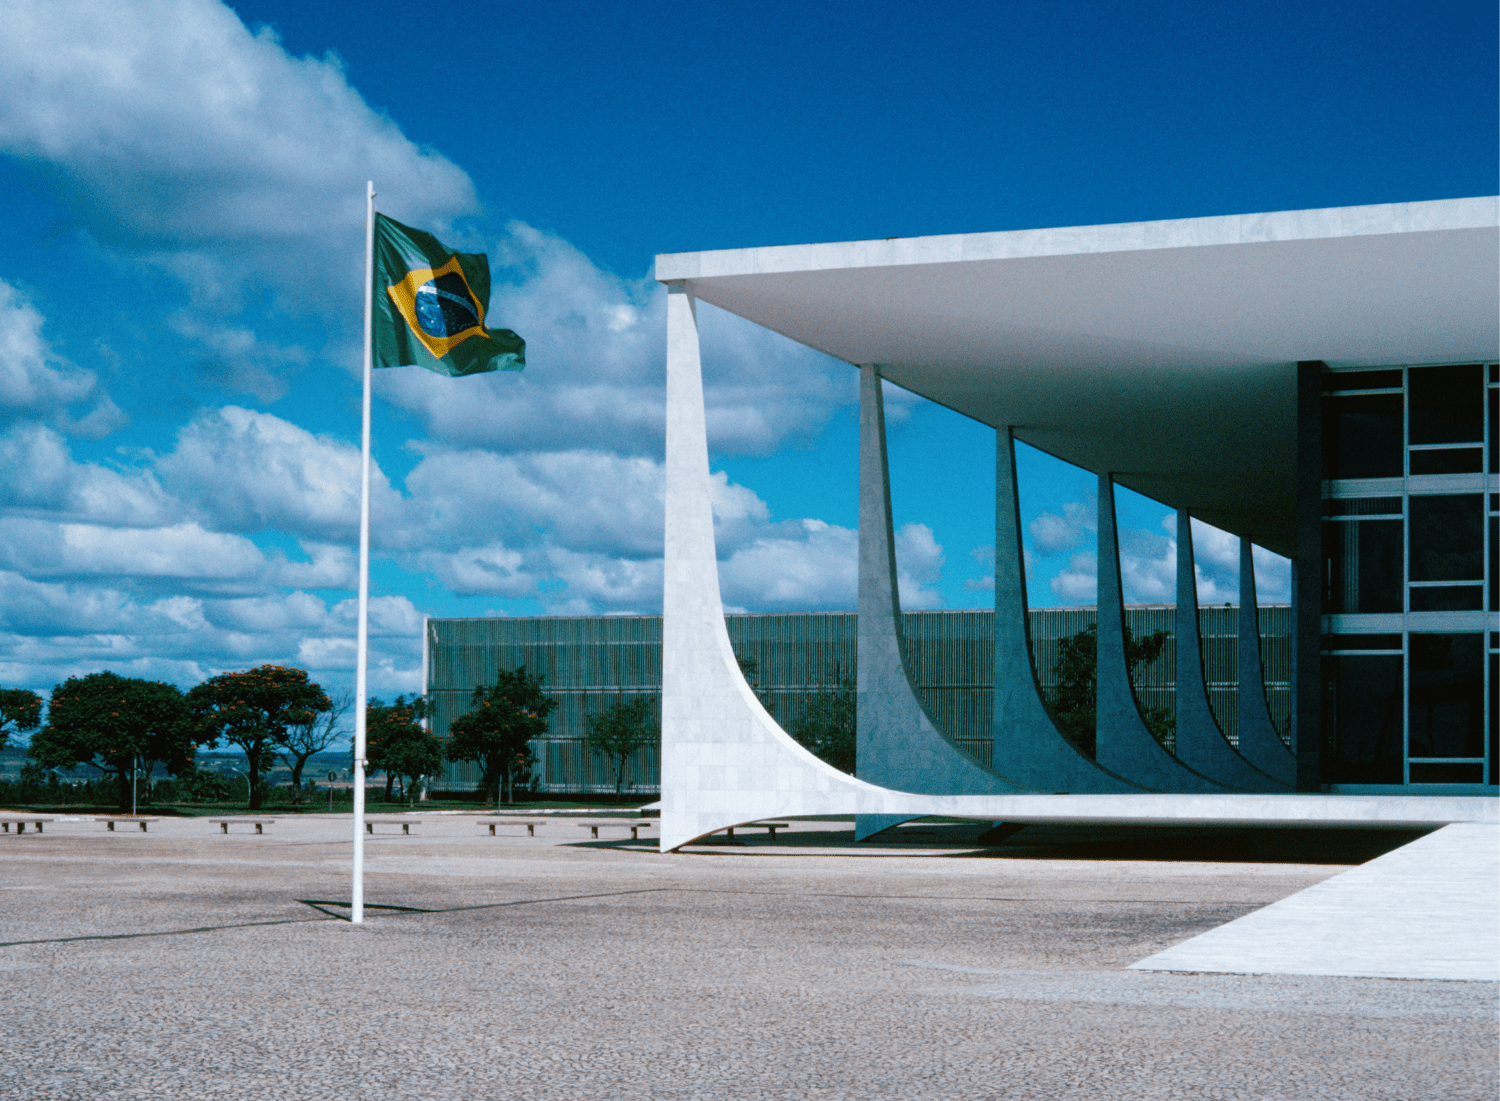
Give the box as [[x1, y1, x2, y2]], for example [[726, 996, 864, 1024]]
[[657, 197, 1499, 555]]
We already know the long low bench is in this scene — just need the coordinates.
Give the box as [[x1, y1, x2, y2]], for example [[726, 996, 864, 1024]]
[[96, 817, 160, 833], [365, 818, 420, 835], [719, 821, 789, 840], [578, 819, 652, 840], [210, 818, 275, 835], [0, 816, 55, 834], [478, 819, 545, 837]]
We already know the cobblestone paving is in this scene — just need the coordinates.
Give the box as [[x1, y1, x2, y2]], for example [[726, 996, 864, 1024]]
[[0, 815, 1493, 1100]]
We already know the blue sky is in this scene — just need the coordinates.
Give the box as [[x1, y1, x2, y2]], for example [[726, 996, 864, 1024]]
[[0, 0, 1492, 707]]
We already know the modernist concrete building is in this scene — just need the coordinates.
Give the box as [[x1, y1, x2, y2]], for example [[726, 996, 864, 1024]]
[[653, 197, 1498, 852]]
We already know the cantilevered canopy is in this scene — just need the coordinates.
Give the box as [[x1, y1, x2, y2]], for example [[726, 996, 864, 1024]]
[[656, 198, 1499, 556]]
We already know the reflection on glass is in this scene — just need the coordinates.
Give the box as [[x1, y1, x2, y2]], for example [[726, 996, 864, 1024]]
[[1490, 388, 1497, 474], [1324, 633, 1402, 651], [1409, 586, 1483, 612], [1408, 634, 1484, 759], [1323, 497, 1401, 517], [1491, 517, 1498, 614], [1322, 520, 1403, 613], [1409, 448, 1482, 475], [1323, 369, 1402, 391], [1490, 653, 1498, 786], [1409, 763, 1483, 784], [1323, 394, 1402, 479], [1322, 654, 1403, 784], [1408, 495, 1483, 581], [1408, 364, 1483, 444]]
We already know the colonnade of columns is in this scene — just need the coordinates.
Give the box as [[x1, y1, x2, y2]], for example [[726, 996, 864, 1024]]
[[853, 365, 1295, 800], [658, 284, 1300, 850]]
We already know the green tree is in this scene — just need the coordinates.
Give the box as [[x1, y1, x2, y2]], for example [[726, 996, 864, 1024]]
[[0, 687, 43, 749], [28, 672, 197, 812], [166, 765, 237, 804], [447, 666, 557, 806], [1044, 624, 1174, 756], [186, 665, 331, 810], [279, 689, 350, 804], [366, 695, 442, 805], [585, 696, 658, 800], [790, 668, 856, 774]]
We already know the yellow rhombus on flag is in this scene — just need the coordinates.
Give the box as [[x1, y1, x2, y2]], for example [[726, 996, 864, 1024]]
[[371, 213, 524, 377]]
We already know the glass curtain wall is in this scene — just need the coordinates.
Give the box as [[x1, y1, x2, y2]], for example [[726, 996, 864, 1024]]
[[1320, 363, 1496, 791]]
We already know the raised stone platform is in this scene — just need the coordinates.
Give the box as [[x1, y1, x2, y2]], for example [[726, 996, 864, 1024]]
[[845, 792, 1498, 832], [1131, 822, 1499, 982]]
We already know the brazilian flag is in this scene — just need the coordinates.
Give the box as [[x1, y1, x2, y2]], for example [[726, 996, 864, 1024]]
[[372, 214, 524, 376]]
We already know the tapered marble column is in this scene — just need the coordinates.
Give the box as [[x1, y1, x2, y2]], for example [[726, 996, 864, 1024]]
[[1173, 510, 1290, 791], [1233, 538, 1298, 785], [659, 287, 1094, 849], [992, 433, 1141, 793], [1095, 476, 1227, 792], [855, 367, 1024, 838], [660, 282, 868, 849]]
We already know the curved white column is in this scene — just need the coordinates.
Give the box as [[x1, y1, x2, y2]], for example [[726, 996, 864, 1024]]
[[855, 366, 1026, 838], [661, 283, 885, 850], [1173, 510, 1290, 791], [1095, 475, 1228, 792], [1235, 538, 1298, 784], [992, 433, 1142, 792]]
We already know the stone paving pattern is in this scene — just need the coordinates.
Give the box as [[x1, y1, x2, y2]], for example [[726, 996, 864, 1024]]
[[1, 814, 1494, 1100]]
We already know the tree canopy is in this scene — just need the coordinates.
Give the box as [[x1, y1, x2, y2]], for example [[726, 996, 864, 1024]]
[[447, 666, 556, 805], [28, 672, 197, 811], [790, 671, 856, 775], [1045, 624, 1173, 756], [0, 687, 42, 750], [584, 696, 657, 798], [187, 665, 330, 810], [279, 689, 350, 803], [366, 695, 442, 805]]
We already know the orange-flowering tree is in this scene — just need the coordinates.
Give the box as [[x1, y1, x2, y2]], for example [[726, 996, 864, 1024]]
[[187, 665, 331, 809], [447, 666, 556, 805], [366, 695, 442, 805], [0, 687, 42, 750], [29, 672, 197, 811]]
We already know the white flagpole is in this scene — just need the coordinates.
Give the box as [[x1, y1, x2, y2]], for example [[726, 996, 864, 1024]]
[[352, 180, 375, 924]]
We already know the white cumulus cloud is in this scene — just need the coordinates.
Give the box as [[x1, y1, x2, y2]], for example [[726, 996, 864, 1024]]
[[0, 422, 169, 524], [0, 281, 126, 437], [1028, 496, 1096, 556], [1044, 514, 1293, 608], [0, 0, 475, 304], [1049, 551, 1098, 603], [378, 225, 857, 458], [158, 406, 403, 541], [0, 0, 481, 401]]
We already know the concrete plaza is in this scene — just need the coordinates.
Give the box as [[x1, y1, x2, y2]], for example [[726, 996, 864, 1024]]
[[1, 814, 1495, 1100]]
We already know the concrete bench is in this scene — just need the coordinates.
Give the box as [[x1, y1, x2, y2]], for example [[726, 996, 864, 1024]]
[[95, 817, 160, 833], [365, 818, 420, 835], [578, 819, 652, 840], [479, 818, 545, 837], [210, 818, 275, 835], [719, 821, 789, 840], [0, 816, 55, 834]]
